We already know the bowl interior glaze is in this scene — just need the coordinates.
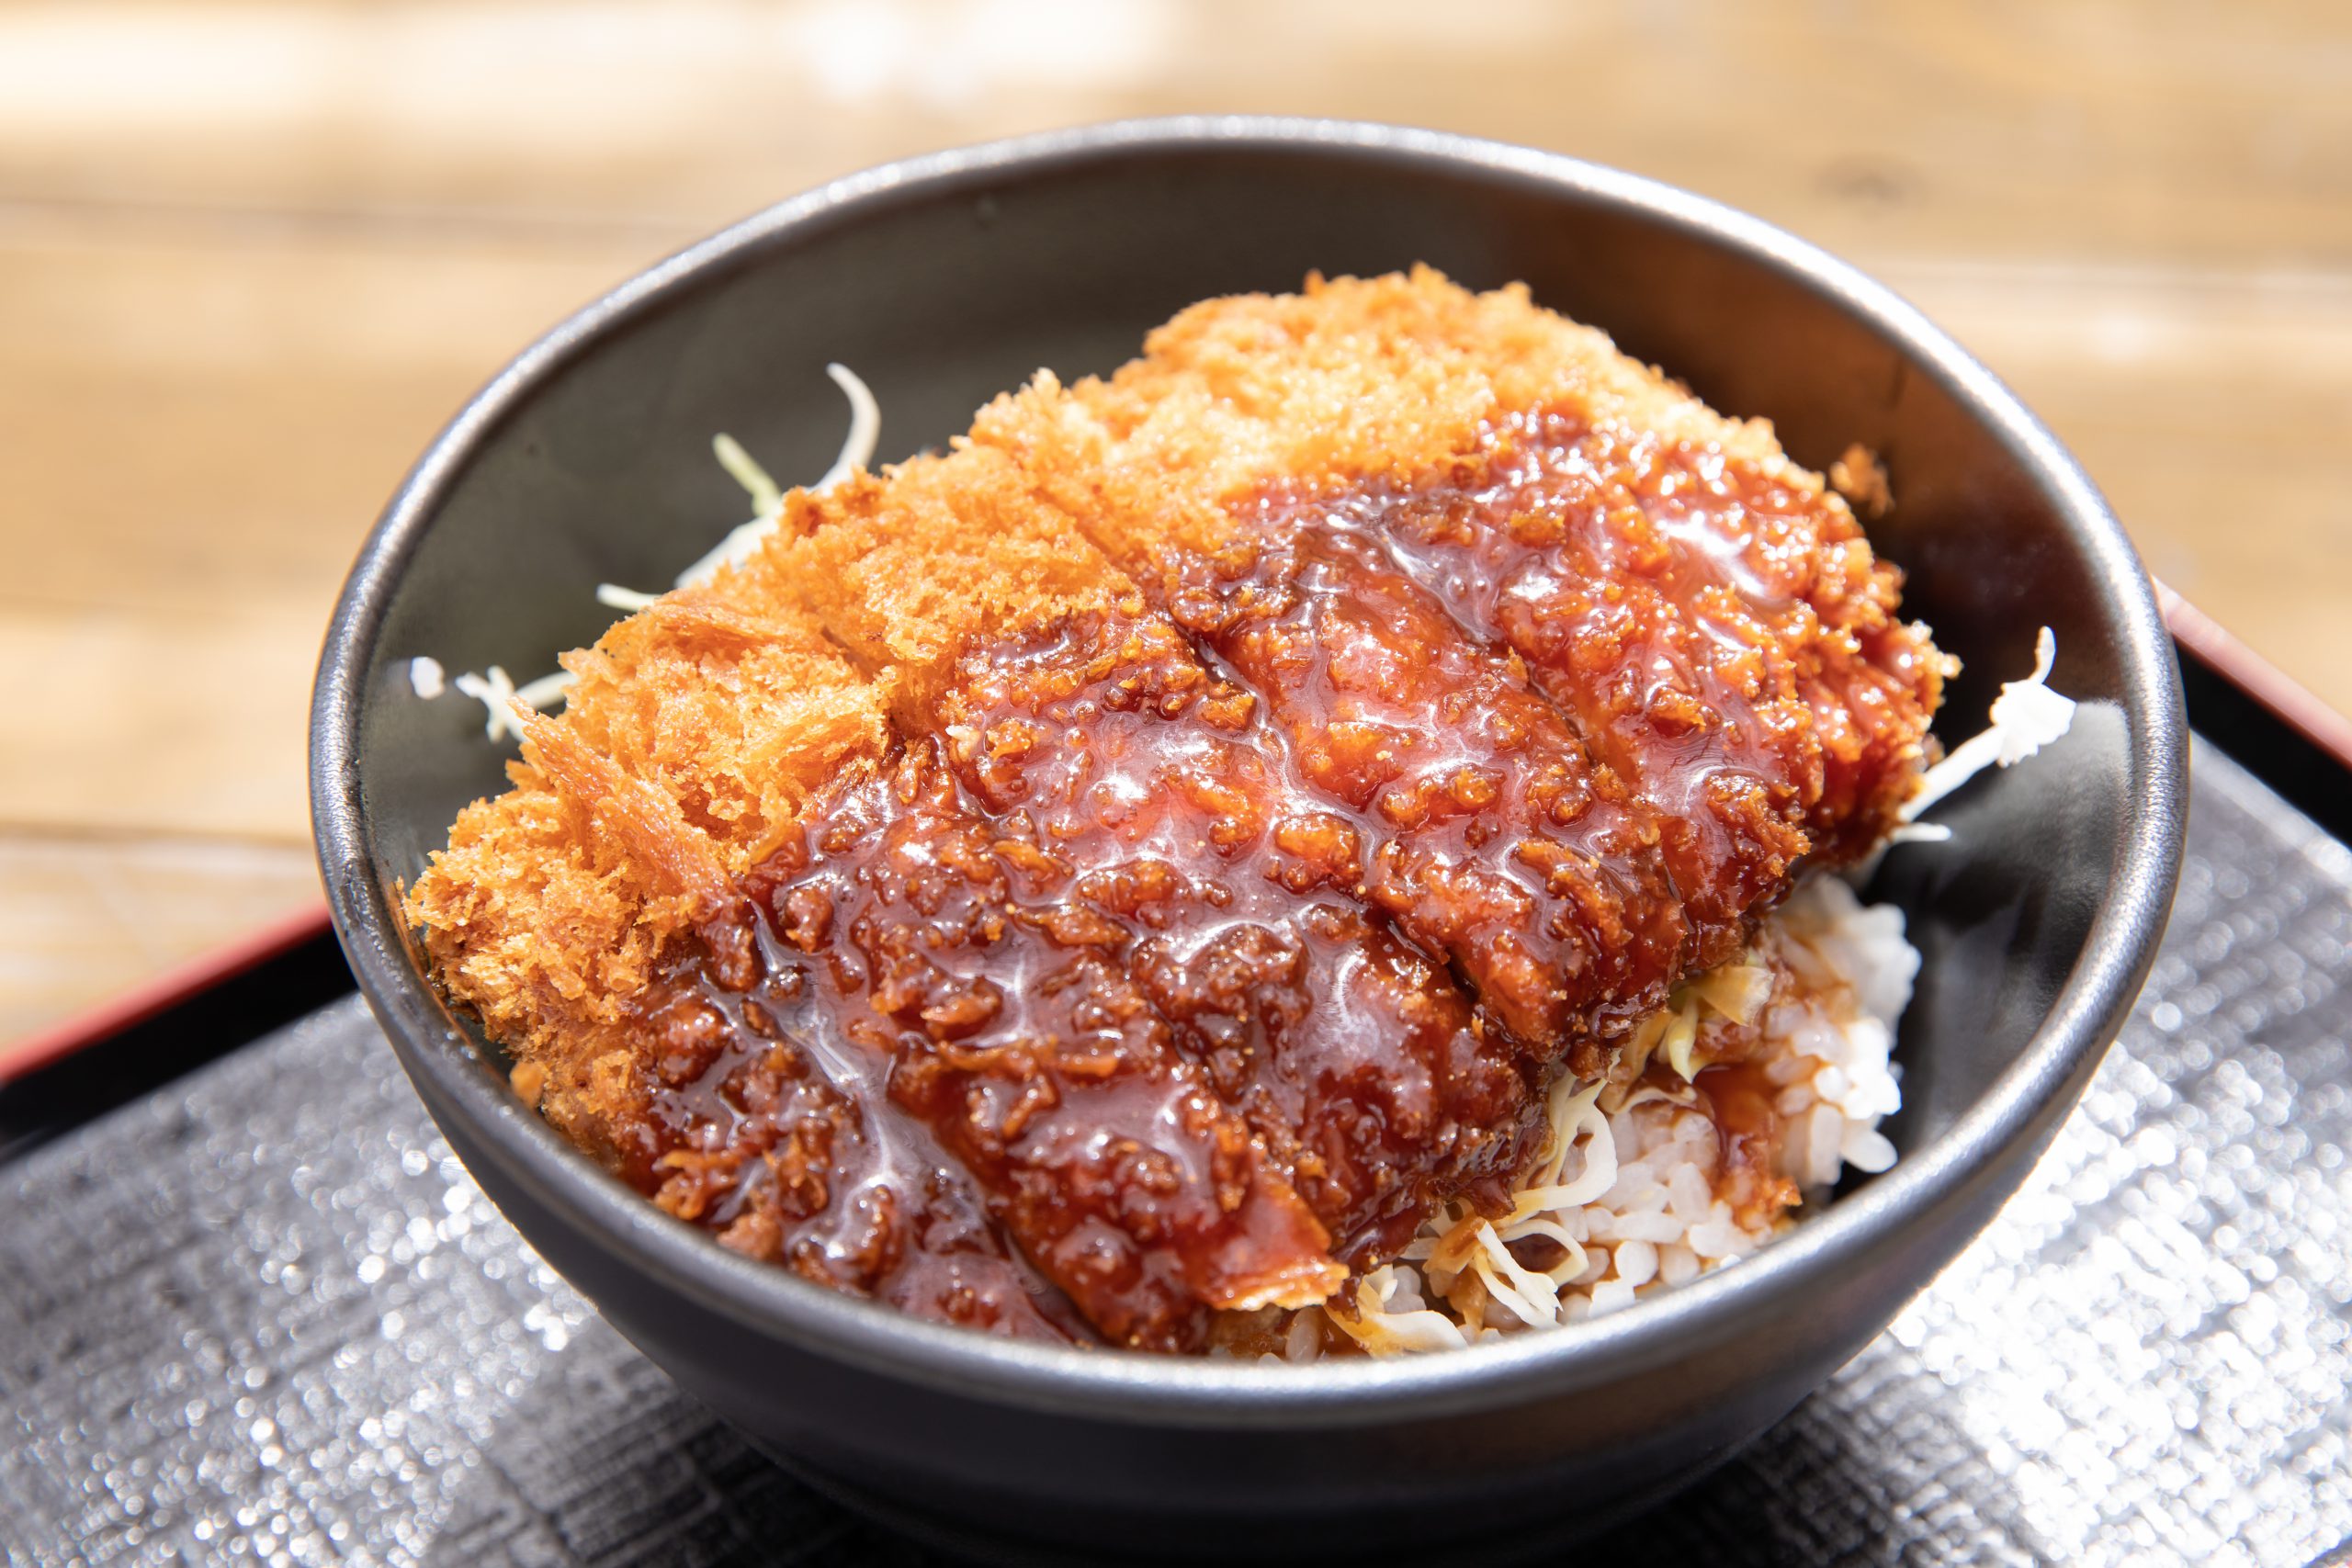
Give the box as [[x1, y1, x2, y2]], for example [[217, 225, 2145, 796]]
[[315, 119, 2184, 1558]]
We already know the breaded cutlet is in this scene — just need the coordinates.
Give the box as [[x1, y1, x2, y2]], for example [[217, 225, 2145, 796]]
[[409, 592, 888, 1170], [406, 267, 1945, 1349], [752, 444, 1544, 1266], [984, 265, 1946, 953], [423, 502, 1348, 1348]]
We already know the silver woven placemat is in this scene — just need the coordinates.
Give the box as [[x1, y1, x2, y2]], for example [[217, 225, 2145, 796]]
[[5, 742, 2348, 1567]]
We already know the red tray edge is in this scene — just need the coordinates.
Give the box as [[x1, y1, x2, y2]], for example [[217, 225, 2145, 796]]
[[0, 901, 334, 1085], [2155, 582, 2352, 774]]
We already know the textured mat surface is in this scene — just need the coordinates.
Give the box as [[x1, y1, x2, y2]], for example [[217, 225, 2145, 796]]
[[5, 745, 2349, 1567]]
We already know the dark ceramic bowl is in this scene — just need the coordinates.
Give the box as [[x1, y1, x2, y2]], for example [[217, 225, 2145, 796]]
[[312, 118, 2186, 1562]]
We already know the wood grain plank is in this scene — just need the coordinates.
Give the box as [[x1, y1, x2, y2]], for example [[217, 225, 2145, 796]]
[[6, 221, 2346, 857], [0, 2, 2344, 268], [0, 221, 647, 851], [0, 215, 650, 616], [1888, 258, 2352, 705], [0, 829, 322, 1044]]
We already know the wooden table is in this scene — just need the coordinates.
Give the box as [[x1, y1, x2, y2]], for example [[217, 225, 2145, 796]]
[[6, 0, 2348, 1045]]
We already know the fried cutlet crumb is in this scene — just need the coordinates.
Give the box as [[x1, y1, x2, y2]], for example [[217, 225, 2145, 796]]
[[974, 265, 1802, 572], [554, 589, 891, 867], [746, 440, 1129, 718], [405, 597, 890, 1163], [406, 266, 1945, 1341], [1829, 443, 1894, 520]]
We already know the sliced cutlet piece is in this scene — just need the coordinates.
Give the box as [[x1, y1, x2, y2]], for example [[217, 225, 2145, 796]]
[[979, 363, 1687, 1064], [513, 704, 1097, 1344], [751, 443, 1540, 1264], [1364, 407, 1949, 913], [1005, 267, 1945, 971], [1162, 498, 1686, 1063], [407, 596, 1085, 1342], [745, 736, 1343, 1349], [411, 592, 1339, 1348]]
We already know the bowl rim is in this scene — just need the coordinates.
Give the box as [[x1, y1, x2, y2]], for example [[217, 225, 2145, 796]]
[[311, 114, 2188, 1428]]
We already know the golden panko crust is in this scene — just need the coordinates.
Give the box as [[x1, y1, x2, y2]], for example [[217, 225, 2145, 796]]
[[405, 265, 1936, 1206]]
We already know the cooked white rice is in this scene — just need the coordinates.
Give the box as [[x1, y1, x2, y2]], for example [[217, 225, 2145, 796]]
[[1275, 874, 1917, 1359]]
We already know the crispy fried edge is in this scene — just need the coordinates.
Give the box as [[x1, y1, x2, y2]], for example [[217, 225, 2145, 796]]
[[404, 596, 889, 1158], [741, 439, 1136, 721], [971, 265, 1943, 840]]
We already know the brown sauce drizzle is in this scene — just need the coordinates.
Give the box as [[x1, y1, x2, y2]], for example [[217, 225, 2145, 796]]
[[617, 919, 1095, 1345], [1166, 507, 1688, 1065], [936, 608, 1539, 1265], [718, 741, 1344, 1351], [1360, 410, 1940, 904], [1691, 1058, 1801, 1226]]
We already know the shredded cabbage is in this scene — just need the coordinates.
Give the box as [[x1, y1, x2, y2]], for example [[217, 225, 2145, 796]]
[[1467, 1220, 1561, 1328], [1526, 1077, 1612, 1198], [1325, 1267, 1469, 1356], [710, 430, 783, 518], [449, 666, 523, 742], [594, 584, 661, 612], [1660, 1006, 1702, 1082], [514, 670, 576, 710], [663, 363, 879, 593], [1691, 962, 1771, 1025], [1902, 626, 2075, 825], [430, 364, 878, 743]]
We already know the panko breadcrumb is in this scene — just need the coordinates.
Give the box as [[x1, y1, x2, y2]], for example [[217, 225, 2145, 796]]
[[407, 268, 1947, 1353]]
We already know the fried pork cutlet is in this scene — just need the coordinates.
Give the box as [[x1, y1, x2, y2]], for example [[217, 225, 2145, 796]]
[[753, 445, 1541, 1270], [425, 587, 1340, 1350], [992, 267, 1948, 975], [406, 268, 1945, 1352]]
